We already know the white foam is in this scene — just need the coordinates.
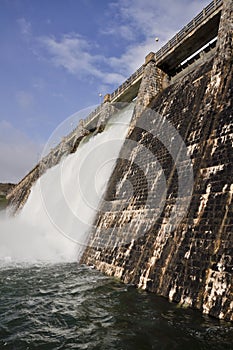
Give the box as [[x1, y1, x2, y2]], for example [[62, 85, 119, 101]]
[[0, 105, 133, 265]]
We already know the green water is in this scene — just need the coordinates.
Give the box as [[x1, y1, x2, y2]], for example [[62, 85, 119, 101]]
[[0, 263, 232, 350], [0, 196, 7, 211]]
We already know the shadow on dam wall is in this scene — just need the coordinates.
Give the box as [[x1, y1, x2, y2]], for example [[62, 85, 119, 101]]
[[81, 0, 233, 321], [7, 0, 232, 321]]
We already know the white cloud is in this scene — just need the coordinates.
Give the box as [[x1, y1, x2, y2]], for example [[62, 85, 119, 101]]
[[109, 39, 156, 76], [105, 0, 211, 41], [104, 0, 211, 75], [100, 24, 135, 41], [40, 34, 93, 74], [17, 0, 211, 96], [4, 0, 211, 183], [37, 0, 210, 87], [109, 0, 209, 74], [17, 18, 32, 37], [39, 33, 125, 85], [0, 121, 42, 183]]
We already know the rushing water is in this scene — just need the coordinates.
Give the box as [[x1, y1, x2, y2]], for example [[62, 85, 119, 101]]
[[0, 105, 133, 264], [0, 105, 232, 349], [0, 263, 232, 350]]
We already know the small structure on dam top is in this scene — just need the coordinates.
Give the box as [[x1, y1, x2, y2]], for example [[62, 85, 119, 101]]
[[7, 0, 232, 321]]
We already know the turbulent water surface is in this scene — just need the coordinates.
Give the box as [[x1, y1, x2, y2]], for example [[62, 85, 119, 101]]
[[0, 263, 232, 350], [1, 105, 232, 349]]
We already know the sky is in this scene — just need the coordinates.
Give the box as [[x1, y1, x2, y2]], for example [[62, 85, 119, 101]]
[[0, 0, 211, 183]]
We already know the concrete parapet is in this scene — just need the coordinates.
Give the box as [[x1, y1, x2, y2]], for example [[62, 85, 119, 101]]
[[104, 94, 111, 103], [145, 52, 155, 64]]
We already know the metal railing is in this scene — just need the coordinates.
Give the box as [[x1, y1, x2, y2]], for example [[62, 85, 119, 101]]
[[96, 1, 222, 105], [83, 103, 104, 126], [12, 0, 224, 190], [80, 0, 223, 127], [78, 63, 145, 127], [109, 64, 144, 101], [155, 0, 223, 62], [50, 0, 223, 155], [61, 104, 104, 143], [46, 1, 224, 154]]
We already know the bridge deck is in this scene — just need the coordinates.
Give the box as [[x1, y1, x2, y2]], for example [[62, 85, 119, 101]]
[[155, 0, 223, 73], [78, 0, 223, 129], [109, 0, 223, 102]]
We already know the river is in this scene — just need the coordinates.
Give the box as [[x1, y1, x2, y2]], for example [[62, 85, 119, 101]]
[[0, 262, 232, 350]]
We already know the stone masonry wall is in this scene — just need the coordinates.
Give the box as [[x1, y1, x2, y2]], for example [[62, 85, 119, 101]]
[[132, 58, 168, 123], [6, 0, 232, 322], [81, 0, 233, 321]]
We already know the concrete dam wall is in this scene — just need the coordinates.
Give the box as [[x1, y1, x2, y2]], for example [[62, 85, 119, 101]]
[[81, 0, 233, 321], [7, 0, 232, 321]]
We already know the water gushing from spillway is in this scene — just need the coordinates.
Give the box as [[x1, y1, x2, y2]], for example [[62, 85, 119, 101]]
[[0, 105, 133, 265]]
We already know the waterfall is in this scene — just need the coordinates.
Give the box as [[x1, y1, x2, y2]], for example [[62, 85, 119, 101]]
[[0, 105, 133, 265]]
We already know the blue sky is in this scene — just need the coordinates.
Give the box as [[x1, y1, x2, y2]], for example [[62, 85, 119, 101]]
[[0, 0, 210, 183]]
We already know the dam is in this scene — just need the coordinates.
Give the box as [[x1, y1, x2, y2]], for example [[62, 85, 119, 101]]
[[7, 0, 232, 321]]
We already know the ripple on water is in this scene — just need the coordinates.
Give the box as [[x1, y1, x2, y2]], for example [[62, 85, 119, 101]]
[[0, 262, 232, 350]]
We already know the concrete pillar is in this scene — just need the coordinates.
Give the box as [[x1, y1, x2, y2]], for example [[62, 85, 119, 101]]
[[126, 55, 169, 131], [215, 0, 232, 63], [104, 94, 111, 103], [136, 57, 168, 110], [145, 52, 155, 64], [96, 102, 120, 131], [207, 0, 232, 102]]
